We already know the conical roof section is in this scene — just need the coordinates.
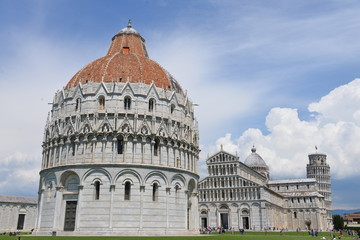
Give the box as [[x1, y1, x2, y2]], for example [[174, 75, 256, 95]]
[[65, 21, 184, 95]]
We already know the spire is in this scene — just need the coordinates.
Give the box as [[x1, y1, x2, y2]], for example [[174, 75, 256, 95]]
[[46, 112, 50, 125], [220, 144, 223, 151], [127, 19, 132, 28]]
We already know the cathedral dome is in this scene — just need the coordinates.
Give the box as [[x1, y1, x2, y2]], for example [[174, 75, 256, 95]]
[[244, 146, 269, 180], [244, 146, 268, 168], [65, 21, 184, 95]]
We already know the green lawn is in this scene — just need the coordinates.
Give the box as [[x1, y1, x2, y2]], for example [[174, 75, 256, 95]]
[[0, 231, 354, 240]]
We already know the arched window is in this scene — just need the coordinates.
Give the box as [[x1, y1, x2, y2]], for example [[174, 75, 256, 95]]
[[117, 139, 123, 154], [149, 99, 155, 112], [122, 47, 130, 54], [293, 212, 297, 219], [170, 104, 175, 114], [154, 139, 159, 156], [175, 185, 180, 204], [124, 181, 131, 200], [94, 181, 100, 200], [71, 140, 76, 156], [47, 183, 53, 202], [152, 183, 158, 201], [75, 98, 81, 111], [124, 96, 131, 110], [98, 96, 105, 110]]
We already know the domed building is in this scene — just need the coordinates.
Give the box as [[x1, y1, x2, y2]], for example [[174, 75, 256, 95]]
[[198, 146, 332, 231], [244, 146, 269, 181], [35, 22, 200, 236]]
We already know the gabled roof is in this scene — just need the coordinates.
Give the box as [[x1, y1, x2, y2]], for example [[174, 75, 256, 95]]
[[207, 149, 239, 163]]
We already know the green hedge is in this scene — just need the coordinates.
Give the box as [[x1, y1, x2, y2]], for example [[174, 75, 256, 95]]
[[344, 226, 360, 231]]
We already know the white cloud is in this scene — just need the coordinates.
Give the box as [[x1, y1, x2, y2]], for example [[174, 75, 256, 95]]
[[203, 78, 360, 182], [1, 0, 360, 210], [309, 79, 360, 124], [0, 152, 41, 196], [0, 18, 101, 196]]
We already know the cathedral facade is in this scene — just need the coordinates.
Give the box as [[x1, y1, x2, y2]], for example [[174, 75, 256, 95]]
[[198, 147, 332, 231], [35, 22, 200, 236]]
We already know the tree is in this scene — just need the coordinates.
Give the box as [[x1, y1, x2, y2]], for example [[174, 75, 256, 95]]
[[333, 215, 344, 230]]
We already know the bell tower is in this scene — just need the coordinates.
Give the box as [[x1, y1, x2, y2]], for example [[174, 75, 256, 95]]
[[306, 150, 332, 229]]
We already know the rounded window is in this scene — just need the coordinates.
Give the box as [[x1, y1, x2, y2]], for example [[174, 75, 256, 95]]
[[98, 96, 105, 110]]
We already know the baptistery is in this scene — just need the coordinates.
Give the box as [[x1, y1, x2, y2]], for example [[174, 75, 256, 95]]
[[35, 22, 200, 236]]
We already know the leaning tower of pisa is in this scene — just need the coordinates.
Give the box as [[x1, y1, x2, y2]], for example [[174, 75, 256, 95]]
[[306, 152, 332, 229]]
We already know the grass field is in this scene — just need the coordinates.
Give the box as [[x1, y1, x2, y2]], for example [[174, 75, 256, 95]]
[[0, 231, 355, 240]]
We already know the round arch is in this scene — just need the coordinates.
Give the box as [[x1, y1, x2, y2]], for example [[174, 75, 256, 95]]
[[60, 170, 79, 186], [144, 170, 168, 186], [82, 168, 112, 185], [60, 170, 80, 192], [114, 169, 142, 185], [187, 178, 197, 193], [170, 174, 186, 187]]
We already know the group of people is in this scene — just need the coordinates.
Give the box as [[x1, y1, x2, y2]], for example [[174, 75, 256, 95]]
[[330, 229, 360, 239], [4, 232, 20, 236], [200, 227, 216, 233], [200, 227, 242, 234], [263, 227, 287, 235], [200, 226, 287, 235], [0, 232, 24, 239], [199, 226, 360, 239], [308, 229, 320, 237]]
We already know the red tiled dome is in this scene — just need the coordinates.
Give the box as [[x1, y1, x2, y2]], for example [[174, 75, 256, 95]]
[[65, 23, 183, 94]]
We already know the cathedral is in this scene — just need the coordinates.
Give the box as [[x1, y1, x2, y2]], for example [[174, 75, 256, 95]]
[[34, 22, 200, 236], [198, 146, 332, 231]]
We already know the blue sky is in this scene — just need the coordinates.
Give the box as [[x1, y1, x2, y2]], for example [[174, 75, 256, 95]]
[[1, 0, 360, 209]]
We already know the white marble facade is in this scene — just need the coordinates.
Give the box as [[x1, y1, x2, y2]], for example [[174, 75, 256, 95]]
[[0, 195, 37, 232], [35, 24, 200, 236], [198, 148, 332, 231]]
